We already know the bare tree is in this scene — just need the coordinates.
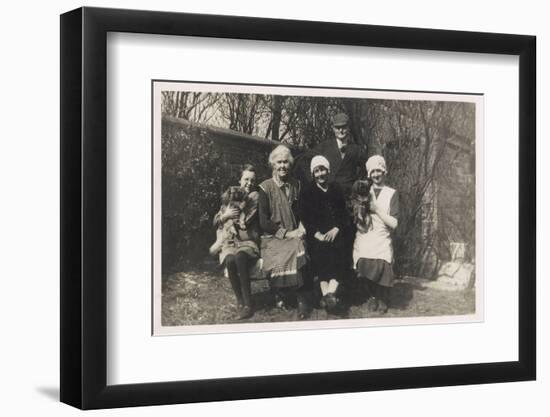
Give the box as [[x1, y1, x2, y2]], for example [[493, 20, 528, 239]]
[[216, 93, 271, 135], [265, 95, 284, 141], [161, 91, 221, 123], [378, 100, 475, 277]]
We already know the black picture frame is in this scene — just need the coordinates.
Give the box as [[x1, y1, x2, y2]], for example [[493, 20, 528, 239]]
[[60, 6, 536, 410]]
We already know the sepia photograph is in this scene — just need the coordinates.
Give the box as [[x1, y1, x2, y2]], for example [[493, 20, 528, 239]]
[[152, 81, 482, 335]]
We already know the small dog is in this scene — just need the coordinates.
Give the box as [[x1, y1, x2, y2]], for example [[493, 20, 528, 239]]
[[209, 186, 248, 255], [351, 178, 373, 233]]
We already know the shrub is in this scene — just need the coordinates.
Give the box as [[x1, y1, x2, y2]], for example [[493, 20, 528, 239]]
[[161, 121, 273, 273], [162, 123, 227, 272]]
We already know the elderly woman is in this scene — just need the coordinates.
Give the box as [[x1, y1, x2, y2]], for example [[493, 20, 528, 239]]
[[258, 145, 310, 319], [212, 164, 260, 320]]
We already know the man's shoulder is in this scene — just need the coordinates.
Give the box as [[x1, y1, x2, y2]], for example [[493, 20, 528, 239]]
[[313, 138, 335, 151], [330, 181, 346, 194], [346, 142, 363, 153]]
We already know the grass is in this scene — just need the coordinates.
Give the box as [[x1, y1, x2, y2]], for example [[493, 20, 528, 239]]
[[162, 263, 476, 327]]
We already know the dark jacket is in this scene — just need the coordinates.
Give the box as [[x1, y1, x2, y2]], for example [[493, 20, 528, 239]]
[[299, 182, 351, 279], [313, 139, 367, 198], [299, 182, 350, 242]]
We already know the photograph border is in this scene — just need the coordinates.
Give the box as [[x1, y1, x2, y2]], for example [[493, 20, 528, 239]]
[[151, 80, 485, 336], [60, 6, 536, 409]]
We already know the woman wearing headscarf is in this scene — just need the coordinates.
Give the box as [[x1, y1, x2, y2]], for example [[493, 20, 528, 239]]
[[352, 155, 399, 314], [299, 155, 350, 314]]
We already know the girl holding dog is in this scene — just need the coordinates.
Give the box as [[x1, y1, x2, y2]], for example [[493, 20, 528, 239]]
[[212, 164, 260, 319], [352, 155, 399, 314]]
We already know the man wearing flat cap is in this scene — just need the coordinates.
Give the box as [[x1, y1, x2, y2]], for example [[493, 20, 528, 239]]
[[313, 112, 367, 199], [312, 112, 367, 291]]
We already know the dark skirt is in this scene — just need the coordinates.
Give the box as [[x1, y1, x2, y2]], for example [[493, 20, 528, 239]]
[[309, 240, 346, 282], [356, 258, 394, 287]]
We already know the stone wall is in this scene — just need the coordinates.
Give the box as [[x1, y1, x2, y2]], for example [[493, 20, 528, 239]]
[[161, 117, 286, 272]]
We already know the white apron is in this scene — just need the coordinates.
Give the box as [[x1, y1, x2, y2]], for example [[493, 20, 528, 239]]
[[353, 186, 395, 266]]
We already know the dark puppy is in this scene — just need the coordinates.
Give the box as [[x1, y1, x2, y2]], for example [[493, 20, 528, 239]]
[[351, 179, 373, 233]]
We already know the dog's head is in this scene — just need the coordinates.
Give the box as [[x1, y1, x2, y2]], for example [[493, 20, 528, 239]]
[[221, 186, 247, 207], [352, 179, 373, 228], [351, 179, 373, 202]]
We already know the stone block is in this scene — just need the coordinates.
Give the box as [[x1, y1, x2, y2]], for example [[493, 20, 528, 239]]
[[426, 261, 475, 291]]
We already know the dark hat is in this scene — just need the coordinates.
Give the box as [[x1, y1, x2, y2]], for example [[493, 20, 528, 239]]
[[332, 113, 349, 127]]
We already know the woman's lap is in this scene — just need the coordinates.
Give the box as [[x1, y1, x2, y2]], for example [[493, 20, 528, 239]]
[[220, 239, 259, 265], [261, 236, 306, 288]]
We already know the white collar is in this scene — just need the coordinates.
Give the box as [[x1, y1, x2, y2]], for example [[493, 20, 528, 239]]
[[316, 183, 329, 193], [337, 137, 351, 150]]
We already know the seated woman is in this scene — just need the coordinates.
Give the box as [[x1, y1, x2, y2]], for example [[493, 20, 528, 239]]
[[258, 145, 310, 319], [212, 164, 260, 320], [300, 156, 350, 314]]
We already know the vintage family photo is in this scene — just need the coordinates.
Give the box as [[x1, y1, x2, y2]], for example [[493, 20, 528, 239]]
[[153, 82, 482, 334]]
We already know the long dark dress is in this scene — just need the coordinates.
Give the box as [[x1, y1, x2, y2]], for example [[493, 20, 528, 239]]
[[300, 182, 350, 281]]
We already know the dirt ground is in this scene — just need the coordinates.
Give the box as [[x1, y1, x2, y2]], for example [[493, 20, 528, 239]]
[[162, 264, 476, 326]]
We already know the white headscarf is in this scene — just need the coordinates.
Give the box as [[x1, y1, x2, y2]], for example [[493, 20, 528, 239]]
[[310, 155, 330, 174], [366, 155, 387, 177]]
